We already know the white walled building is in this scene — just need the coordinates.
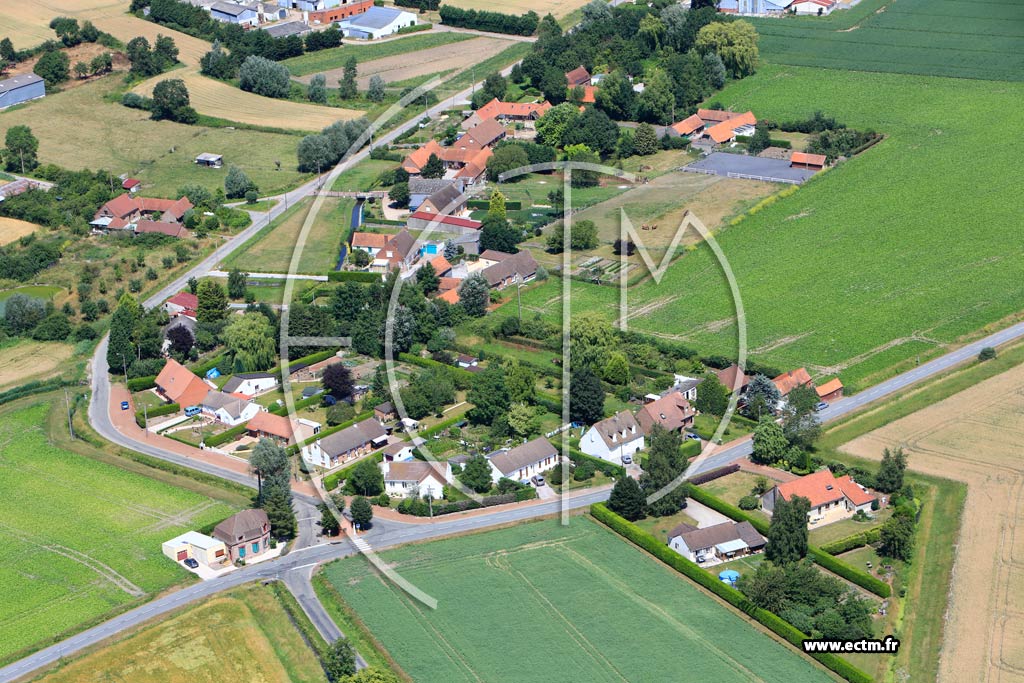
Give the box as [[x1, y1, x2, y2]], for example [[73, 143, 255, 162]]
[[580, 410, 644, 463]]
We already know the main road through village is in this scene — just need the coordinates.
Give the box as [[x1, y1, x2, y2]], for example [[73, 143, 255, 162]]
[[6, 65, 1024, 683]]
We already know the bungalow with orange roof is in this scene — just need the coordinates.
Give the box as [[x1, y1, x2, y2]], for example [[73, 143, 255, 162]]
[[246, 411, 322, 446], [668, 114, 705, 138], [427, 254, 452, 276], [351, 231, 390, 257], [772, 368, 813, 398], [790, 151, 827, 170], [815, 378, 844, 403], [154, 358, 211, 410], [462, 98, 552, 129], [761, 468, 876, 526], [704, 111, 757, 144]]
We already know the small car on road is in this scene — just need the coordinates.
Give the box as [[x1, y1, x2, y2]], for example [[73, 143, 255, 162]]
[[815, 401, 829, 411], [120, 401, 130, 411], [183, 558, 199, 569]]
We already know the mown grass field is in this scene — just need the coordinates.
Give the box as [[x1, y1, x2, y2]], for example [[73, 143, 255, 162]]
[[0, 339, 73, 390], [511, 65, 1024, 391], [222, 196, 353, 274], [751, 0, 1024, 81], [282, 32, 475, 76], [320, 518, 834, 683], [0, 216, 41, 246], [33, 584, 324, 683], [0, 77, 309, 197], [0, 400, 238, 665]]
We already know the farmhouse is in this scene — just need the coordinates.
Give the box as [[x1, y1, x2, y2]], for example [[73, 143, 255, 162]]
[[402, 139, 444, 175], [351, 231, 389, 256], [162, 531, 228, 567], [91, 194, 193, 233], [407, 211, 482, 235], [485, 437, 559, 484], [789, 0, 837, 14], [565, 66, 591, 87], [462, 98, 552, 129], [201, 390, 263, 426], [704, 111, 757, 144], [460, 118, 507, 150], [669, 114, 705, 138], [715, 364, 750, 393], [163, 291, 198, 318], [480, 250, 538, 289], [580, 410, 644, 463], [417, 182, 468, 217], [790, 152, 827, 170], [301, 417, 388, 469], [815, 378, 844, 403], [222, 372, 278, 396], [213, 509, 271, 562], [409, 178, 463, 212], [0, 74, 45, 110], [370, 229, 417, 273], [761, 468, 876, 526], [667, 521, 766, 564], [210, 2, 260, 26], [380, 460, 451, 499], [697, 108, 740, 125], [155, 359, 210, 409], [338, 6, 417, 39], [772, 368, 814, 397], [636, 390, 697, 435]]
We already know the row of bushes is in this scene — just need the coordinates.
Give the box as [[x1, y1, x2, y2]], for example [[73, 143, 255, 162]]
[[326, 271, 382, 283], [395, 0, 439, 8], [818, 527, 882, 556], [686, 485, 891, 598], [396, 487, 536, 516], [561, 444, 625, 479], [735, 135, 792, 149], [590, 504, 873, 683], [418, 413, 466, 440], [135, 402, 179, 428], [0, 377, 76, 406], [438, 5, 539, 35], [397, 352, 474, 380], [687, 463, 740, 486], [127, 375, 157, 392], [467, 199, 522, 211], [397, 22, 432, 34]]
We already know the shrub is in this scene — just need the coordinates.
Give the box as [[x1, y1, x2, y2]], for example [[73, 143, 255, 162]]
[[738, 495, 759, 510], [376, 492, 391, 507], [978, 346, 996, 361]]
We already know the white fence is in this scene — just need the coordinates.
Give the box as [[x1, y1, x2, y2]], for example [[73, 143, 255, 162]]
[[681, 166, 805, 184]]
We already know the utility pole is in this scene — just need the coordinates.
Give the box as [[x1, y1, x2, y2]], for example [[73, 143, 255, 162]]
[[143, 403, 148, 438]]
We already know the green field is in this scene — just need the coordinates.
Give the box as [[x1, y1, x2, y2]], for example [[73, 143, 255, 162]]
[[282, 32, 475, 76], [751, 0, 1024, 81], [0, 76, 309, 197], [0, 401, 238, 664], [320, 518, 833, 683], [511, 64, 1024, 391], [222, 196, 354, 274]]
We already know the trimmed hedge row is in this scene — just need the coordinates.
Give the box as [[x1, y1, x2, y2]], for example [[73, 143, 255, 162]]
[[819, 528, 882, 555], [686, 485, 891, 598], [591, 504, 873, 683], [396, 487, 536, 517], [323, 450, 384, 491], [419, 414, 465, 439], [204, 422, 248, 448], [687, 463, 740, 486], [135, 402, 179, 428], [467, 199, 522, 210], [326, 271, 381, 283], [680, 439, 702, 459], [127, 375, 157, 392], [0, 377, 75, 405], [561, 444, 625, 479]]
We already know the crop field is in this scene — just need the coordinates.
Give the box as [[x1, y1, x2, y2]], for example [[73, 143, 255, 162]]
[[0, 216, 41, 246], [509, 65, 1024, 391], [751, 0, 1024, 81], [132, 69, 363, 132], [34, 584, 324, 683], [0, 77, 309, 197], [297, 36, 513, 90], [320, 518, 834, 683], [0, 401, 237, 664], [0, 340, 73, 390], [282, 32, 475, 76], [842, 361, 1024, 683], [223, 196, 354, 274], [444, 0, 592, 19]]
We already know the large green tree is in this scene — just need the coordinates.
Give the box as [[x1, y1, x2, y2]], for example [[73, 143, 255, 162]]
[[4, 125, 39, 174], [324, 638, 357, 681], [196, 279, 228, 324], [151, 78, 198, 123], [338, 54, 358, 100], [348, 457, 384, 496], [458, 273, 490, 318], [751, 417, 788, 465], [224, 165, 256, 199], [350, 495, 373, 528], [458, 454, 494, 493], [420, 153, 444, 179], [107, 293, 141, 375], [875, 446, 908, 494], [479, 215, 520, 253], [467, 365, 510, 425], [223, 312, 276, 372], [743, 374, 781, 419], [607, 476, 646, 521], [640, 424, 689, 517], [33, 49, 69, 86], [694, 372, 730, 416], [568, 366, 605, 425], [535, 102, 579, 147], [765, 495, 810, 564], [695, 20, 759, 78], [485, 144, 530, 182]]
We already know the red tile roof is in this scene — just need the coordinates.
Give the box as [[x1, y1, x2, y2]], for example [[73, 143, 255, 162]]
[[714, 364, 749, 391], [474, 98, 552, 121], [461, 117, 506, 149], [135, 220, 188, 237], [247, 411, 294, 441], [122, 178, 141, 190], [402, 139, 443, 174], [154, 358, 209, 408], [772, 368, 813, 396], [429, 254, 452, 275], [671, 114, 705, 136], [581, 85, 596, 104], [437, 276, 461, 292], [790, 151, 827, 167], [351, 232, 390, 249], [815, 378, 843, 398], [697, 108, 740, 123], [101, 193, 139, 219], [636, 391, 696, 434], [166, 292, 199, 310], [408, 211, 482, 230], [776, 469, 875, 508], [565, 66, 591, 87], [437, 288, 460, 304], [705, 111, 757, 143]]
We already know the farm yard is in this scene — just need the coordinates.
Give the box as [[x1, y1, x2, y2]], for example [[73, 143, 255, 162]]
[[222, 196, 354, 274], [751, 0, 1024, 81], [32, 584, 324, 683], [297, 36, 514, 90], [0, 400, 238, 666], [284, 31, 477, 77], [319, 518, 835, 683], [0, 77, 309, 197], [509, 65, 1024, 392], [842, 361, 1024, 683]]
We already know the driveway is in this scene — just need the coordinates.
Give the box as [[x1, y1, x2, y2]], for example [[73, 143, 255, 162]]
[[686, 499, 732, 528]]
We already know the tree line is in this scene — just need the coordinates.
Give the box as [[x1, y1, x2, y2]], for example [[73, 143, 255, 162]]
[[438, 6, 540, 36]]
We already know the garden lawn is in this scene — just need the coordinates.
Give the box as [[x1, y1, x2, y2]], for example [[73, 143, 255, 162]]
[[750, 0, 1024, 81], [222, 196, 353, 274], [508, 65, 1024, 392], [282, 32, 475, 76], [320, 517, 835, 683], [0, 401, 237, 665], [33, 584, 324, 683]]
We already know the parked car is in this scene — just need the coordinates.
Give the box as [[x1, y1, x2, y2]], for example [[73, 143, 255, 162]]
[[531, 475, 546, 487], [185, 405, 202, 417], [621, 454, 633, 465], [183, 558, 199, 569], [815, 401, 829, 411], [120, 401, 130, 411], [684, 432, 701, 441]]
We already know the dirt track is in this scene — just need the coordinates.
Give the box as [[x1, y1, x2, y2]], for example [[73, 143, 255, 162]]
[[843, 363, 1024, 683], [298, 36, 511, 89]]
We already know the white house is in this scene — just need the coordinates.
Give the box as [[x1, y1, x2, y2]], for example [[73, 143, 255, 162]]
[[163, 291, 198, 317], [162, 531, 228, 567], [301, 418, 388, 470], [670, 375, 702, 402], [201, 390, 263, 426], [484, 437, 559, 484], [382, 442, 415, 462], [667, 521, 766, 564], [381, 460, 451, 499], [580, 410, 644, 463], [222, 372, 279, 397], [789, 0, 837, 14], [209, 2, 260, 26], [761, 468, 876, 527], [338, 6, 416, 39]]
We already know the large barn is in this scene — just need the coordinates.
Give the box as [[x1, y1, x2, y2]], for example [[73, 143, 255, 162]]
[[0, 74, 45, 110]]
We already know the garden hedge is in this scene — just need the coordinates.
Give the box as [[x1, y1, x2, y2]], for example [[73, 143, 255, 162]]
[[819, 528, 882, 555], [467, 199, 522, 210], [135, 402, 179, 428], [323, 450, 384, 491], [326, 271, 382, 283], [591, 504, 873, 683], [419, 414, 465, 439], [0, 377, 75, 405], [687, 463, 740, 486], [126, 375, 157, 392], [561, 444, 625, 478], [686, 485, 891, 598]]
